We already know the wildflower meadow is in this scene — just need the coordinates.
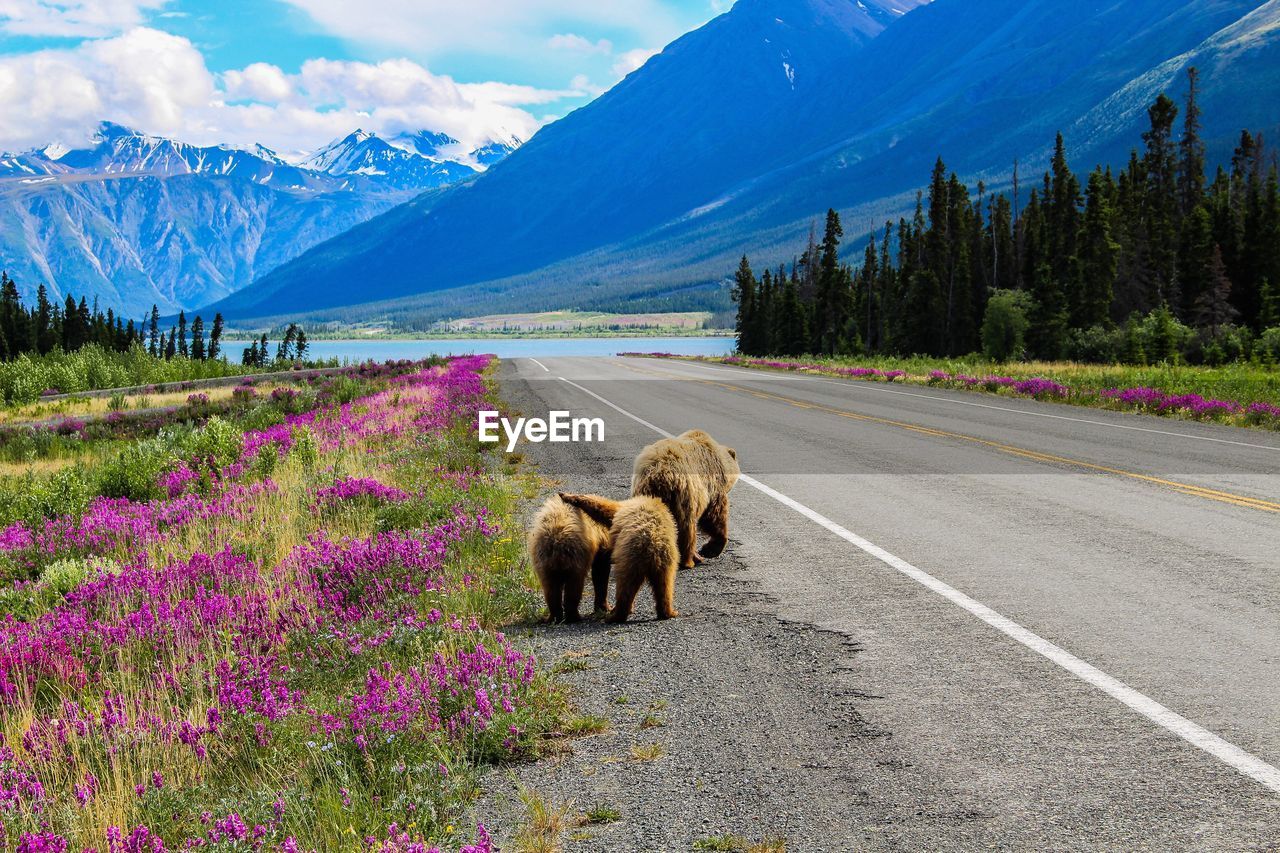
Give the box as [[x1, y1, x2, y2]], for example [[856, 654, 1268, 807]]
[[0, 356, 560, 852]]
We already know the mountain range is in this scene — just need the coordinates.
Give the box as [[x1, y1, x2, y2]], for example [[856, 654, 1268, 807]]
[[0, 123, 519, 316], [207, 0, 1280, 325]]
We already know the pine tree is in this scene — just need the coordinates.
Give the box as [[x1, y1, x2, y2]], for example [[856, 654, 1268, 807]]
[[1047, 134, 1084, 325], [296, 327, 309, 360], [34, 285, 55, 355], [245, 341, 259, 367], [1079, 169, 1119, 328], [1028, 262, 1068, 360], [1193, 246, 1240, 335], [1143, 94, 1181, 304], [1178, 204, 1215, 320], [177, 312, 188, 358], [1179, 67, 1207, 217], [164, 328, 177, 360], [814, 209, 846, 354], [191, 316, 206, 360], [0, 274, 29, 356], [732, 256, 757, 354], [148, 306, 160, 357], [1260, 278, 1279, 329], [775, 275, 809, 355], [259, 334, 269, 366], [209, 314, 224, 360], [62, 295, 80, 351]]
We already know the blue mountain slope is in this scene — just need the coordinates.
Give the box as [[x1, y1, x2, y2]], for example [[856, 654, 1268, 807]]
[[0, 124, 518, 315], [213, 0, 1280, 323], [209, 0, 928, 318]]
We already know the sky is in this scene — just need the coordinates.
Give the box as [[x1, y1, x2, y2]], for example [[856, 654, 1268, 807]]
[[0, 0, 734, 157]]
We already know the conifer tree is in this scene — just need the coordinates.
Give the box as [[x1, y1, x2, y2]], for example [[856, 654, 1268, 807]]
[[148, 306, 160, 357], [732, 255, 757, 354], [1179, 67, 1207, 216], [1079, 169, 1119, 328], [191, 316, 206, 360], [296, 327, 309, 360], [177, 312, 188, 358], [1193, 246, 1239, 335], [814, 209, 846, 354], [1260, 278, 1278, 329], [209, 314, 224, 361], [1142, 94, 1181, 303]]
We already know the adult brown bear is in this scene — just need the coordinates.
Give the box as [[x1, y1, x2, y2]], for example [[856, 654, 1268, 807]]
[[559, 493, 680, 622], [527, 494, 612, 623], [631, 429, 739, 570]]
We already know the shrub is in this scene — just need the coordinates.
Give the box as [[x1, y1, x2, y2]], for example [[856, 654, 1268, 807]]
[[1257, 327, 1280, 365], [1140, 304, 1194, 364], [97, 437, 173, 501], [1067, 325, 1123, 363], [186, 416, 244, 471], [981, 290, 1034, 362]]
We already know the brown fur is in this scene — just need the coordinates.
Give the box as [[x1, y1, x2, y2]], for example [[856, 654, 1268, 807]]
[[630, 429, 739, 569], [560, 492, 680, 623], [527, 495, 612, 623]]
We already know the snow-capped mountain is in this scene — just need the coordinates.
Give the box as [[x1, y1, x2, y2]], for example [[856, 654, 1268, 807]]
[[0, 123, 520, 315], [300, 130, 482, 191]]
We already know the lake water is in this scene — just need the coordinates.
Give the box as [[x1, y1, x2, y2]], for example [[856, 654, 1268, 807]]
[[225, 336, 735, 364]]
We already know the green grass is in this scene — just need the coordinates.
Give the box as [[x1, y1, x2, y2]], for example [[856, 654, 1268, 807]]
[[645, 354, 1280, 429], [582, 803, 622, 825]]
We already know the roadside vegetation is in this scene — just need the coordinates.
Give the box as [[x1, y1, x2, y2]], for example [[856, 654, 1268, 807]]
[[705, 70, 1279, 430], [633, 354, 1280, 430], [0, 355, 565, 851]]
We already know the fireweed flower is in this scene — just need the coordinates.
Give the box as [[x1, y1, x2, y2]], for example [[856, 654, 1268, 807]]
[[0, 357, 529, 852]]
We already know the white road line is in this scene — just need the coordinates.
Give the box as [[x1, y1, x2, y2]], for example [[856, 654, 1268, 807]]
[[640, 358, 1280, 453], [558, 374, 1280, 796], [529, 358, 551, 373]]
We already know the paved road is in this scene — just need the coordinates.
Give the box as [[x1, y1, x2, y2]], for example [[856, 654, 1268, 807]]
[[495, 356, 1280, 850]]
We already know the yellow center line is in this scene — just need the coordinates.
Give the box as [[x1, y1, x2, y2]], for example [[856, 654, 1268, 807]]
[[616, 359, 1280, 515]]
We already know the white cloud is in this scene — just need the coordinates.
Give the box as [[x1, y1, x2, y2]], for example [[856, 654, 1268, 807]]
[[547, 33, 613, 55], [0, 0, 168, 37], [223, 62, 294, 104], [0, 28, 568, 156], [613, 48, 659, 78], [280, 0, 680, 56]]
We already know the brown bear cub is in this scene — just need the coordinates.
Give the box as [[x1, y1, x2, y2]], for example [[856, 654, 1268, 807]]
[[559, 493, 680, 623], [631, 429, 740, 570], [527, 494, 612, 623]]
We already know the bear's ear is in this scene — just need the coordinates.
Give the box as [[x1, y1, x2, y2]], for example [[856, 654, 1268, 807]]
[[727, 448, 737, 460]]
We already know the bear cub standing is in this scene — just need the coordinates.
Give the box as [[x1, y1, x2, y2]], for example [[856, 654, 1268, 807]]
[[527, 494, 612, 623], [559, 493, 680, 622], [631, 429, 739, 570]]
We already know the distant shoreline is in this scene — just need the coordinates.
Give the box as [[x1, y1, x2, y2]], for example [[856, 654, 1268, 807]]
[[226, 330, 735, 342]]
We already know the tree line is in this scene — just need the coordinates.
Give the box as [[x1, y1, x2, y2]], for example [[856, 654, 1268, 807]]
[[1, 275, 309, 367], [1, 275, 143, 361], [733, 68, 1280, 364]]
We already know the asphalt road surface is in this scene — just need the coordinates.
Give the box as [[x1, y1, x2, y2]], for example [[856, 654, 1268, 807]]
[[491, 356, 1280, 851]]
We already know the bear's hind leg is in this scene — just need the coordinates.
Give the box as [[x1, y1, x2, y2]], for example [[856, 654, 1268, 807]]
[[561, 566, 587, 623], [697, 494, 729, 560], [590, 549, 612, 613], [676, 515, 700, 570], [650, 563, 680, 620], [606, 564, 645, 624], [543, 575, 565, 623]]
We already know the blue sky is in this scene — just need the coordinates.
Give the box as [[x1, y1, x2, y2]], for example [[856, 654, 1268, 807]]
[[0, 0, 731, 156]]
